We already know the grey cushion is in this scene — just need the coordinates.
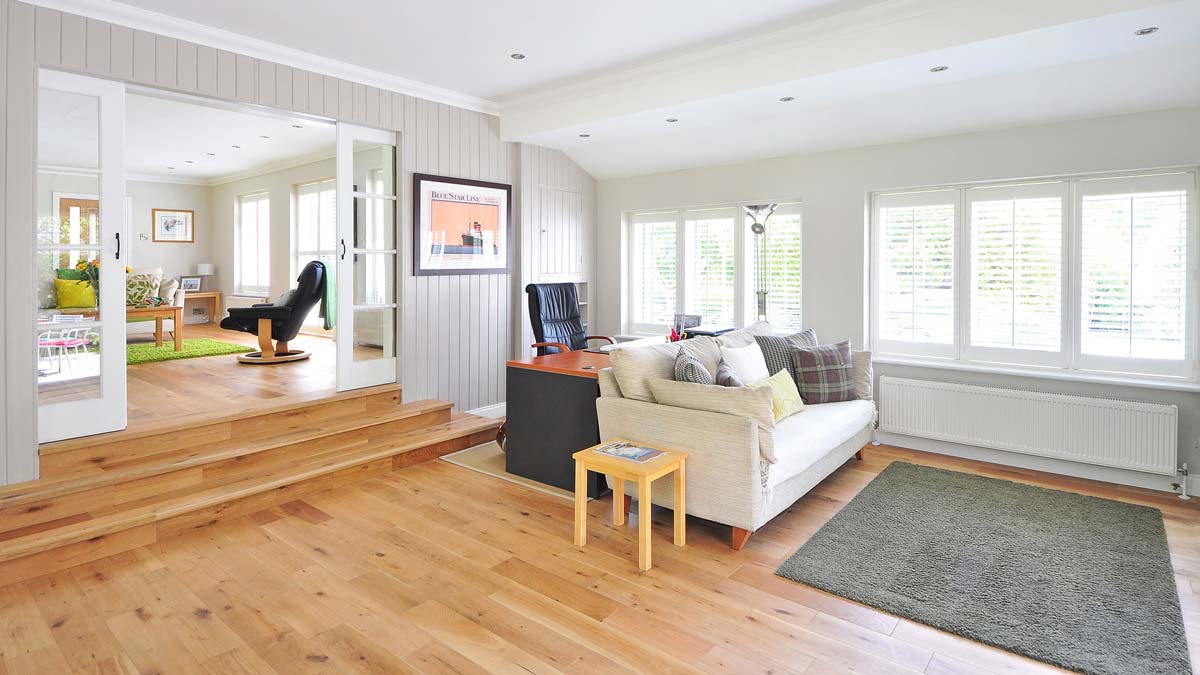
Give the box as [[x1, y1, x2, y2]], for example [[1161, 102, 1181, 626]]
[[754, 329, 818, 382], [674, 348, 715, 385], [715, 358, 744, 387]]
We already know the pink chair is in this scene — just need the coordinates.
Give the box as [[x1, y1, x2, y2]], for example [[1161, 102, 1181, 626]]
[[38, 315, 91, 374]]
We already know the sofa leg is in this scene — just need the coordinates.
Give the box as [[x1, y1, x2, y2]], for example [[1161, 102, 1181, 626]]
[[855, 449, 864, 460], [731, 527, 753, 551]]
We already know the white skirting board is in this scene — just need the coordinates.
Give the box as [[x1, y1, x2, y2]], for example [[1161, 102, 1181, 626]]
[[877, 431, 1188, 495], [467, 402, 506, 419]]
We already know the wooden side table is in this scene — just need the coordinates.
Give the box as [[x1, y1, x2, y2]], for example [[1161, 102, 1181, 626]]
[[573, 440, 687, 571], [186, 291, 222, 323]]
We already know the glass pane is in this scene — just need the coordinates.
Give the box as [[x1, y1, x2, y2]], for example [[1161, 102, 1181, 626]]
[[353, 141, 395, 196], [684, 211, 736, 326], [751, 207, 803, 332], [354, 252, 395, 306], [354, 196, 396, 251], [37, 87, 103, 404], [353, 307, 395, 361], [878, 203, 955, 344], [631, 219, 677, 326]]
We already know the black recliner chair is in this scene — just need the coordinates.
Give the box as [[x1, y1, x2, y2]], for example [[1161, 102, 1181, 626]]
[[220, 261, 326, 364], [525, 282, 613, 356]]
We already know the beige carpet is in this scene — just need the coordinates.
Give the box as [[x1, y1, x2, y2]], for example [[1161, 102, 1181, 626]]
[[440, 442, 582, 501]]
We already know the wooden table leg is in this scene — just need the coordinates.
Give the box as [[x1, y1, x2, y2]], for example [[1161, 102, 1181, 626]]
[[154, 316, 163, 347], [573, 461, 588, 547], [638, 475, 652, 571], [612, 478, 625, 526], [173, 308, 183, 351], [674, 459, 686, 547]]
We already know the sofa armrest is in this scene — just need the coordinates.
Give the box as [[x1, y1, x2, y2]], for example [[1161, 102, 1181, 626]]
[[596, 397, 764, 530], [170, 289, 187, 307]]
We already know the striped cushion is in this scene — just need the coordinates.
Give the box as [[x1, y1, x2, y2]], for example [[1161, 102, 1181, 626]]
[[754, 329, 818, 382], [791, 340, 857, 403], [674, 348, 715, 385], [648, 377, 778, 463]]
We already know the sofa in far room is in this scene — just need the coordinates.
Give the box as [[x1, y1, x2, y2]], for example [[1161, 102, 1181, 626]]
[[596, 321, 876, 550], [39, 264, 187, 335]]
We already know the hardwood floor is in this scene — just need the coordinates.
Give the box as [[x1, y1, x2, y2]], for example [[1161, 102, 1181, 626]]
[[1, 444, 1197, 674]]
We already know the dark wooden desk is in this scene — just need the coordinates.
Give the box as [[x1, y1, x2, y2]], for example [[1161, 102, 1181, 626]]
[[506, 351, 611, 498]]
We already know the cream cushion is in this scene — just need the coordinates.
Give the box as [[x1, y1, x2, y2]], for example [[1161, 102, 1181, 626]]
[[716, 321, 774, 347], [852, 350, 873, 400], [752, 369, 805, 421], [770, 399, 875, 487], [609, 337, 721, 403], [720, 342, 770, 383], [647, 377, 778, 463]]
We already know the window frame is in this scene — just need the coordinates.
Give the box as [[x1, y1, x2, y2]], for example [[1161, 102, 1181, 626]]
[[868, 168, 1199, 384], [235, 190, 271, 297]]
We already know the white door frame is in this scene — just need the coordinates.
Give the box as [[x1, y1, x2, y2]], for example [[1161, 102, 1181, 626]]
[[335, 123, 400, 391], [37, 69, 128, 443]]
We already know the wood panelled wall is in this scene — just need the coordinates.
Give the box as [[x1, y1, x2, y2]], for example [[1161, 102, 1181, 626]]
[[515, 145, 597, 359], [0, 0, 596, 484]]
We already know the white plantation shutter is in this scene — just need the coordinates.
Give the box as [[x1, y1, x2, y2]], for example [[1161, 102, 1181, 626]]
[[761, 204, 803, 332], [1076, 173, 1195, 377], [965, 182, 1066, 365], [630, 212, 679, 330], [236, 192, 270, 295], [296, 178, 337, 325], [874, 190, 957, 357], [684, 208, 737, 326]]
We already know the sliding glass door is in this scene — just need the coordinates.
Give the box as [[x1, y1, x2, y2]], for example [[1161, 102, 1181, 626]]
[[335, 124, 399, 390], [36, 70, 127, 443]]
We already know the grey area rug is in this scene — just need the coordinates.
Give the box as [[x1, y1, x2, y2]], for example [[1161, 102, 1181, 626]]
[[776, 461, 1191, 675]]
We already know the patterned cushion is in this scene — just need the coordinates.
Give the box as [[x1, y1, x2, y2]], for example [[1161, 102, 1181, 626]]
[[126, 272, 161, 306], [674, 348, 715, 385], [715, 358, 744, 387], [791, 340, 857, 404], [754, 329, 818, 382]]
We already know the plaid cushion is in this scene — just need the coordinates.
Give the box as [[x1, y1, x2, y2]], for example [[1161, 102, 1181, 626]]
[[754, 328, 818, 382], [673, 348, 715, 385], [790, 340, 857, 403]]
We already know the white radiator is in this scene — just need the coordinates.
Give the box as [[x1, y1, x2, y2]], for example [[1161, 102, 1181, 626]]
[[879, 376, 1178, 475]]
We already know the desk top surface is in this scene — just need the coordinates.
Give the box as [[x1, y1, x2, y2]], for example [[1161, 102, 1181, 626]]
[[507, 350, 611, 379]]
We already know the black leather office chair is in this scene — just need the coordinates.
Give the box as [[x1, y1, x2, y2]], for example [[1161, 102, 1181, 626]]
[[220, 261, 326, 364], [525, 283, 613, 356]]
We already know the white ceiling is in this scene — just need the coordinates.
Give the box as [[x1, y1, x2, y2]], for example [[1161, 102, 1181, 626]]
[[39, 91, 335, 183]]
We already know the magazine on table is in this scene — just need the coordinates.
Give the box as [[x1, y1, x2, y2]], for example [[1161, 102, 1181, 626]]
[[594, 441, 665, 462]]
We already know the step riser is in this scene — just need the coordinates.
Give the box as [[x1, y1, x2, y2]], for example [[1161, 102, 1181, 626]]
[[3, 408, 452, 535], [40, 389, 404, 477]]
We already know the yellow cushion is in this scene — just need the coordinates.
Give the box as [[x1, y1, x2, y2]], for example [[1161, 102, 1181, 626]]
[[55, 278, 97, 309], [752, 370, 804, 421]]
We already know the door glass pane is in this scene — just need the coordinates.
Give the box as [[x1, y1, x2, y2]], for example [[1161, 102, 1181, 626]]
[[353, 308, 395, 361], [353, 141, 395, 196], [354, 252, 395, 306], [36, 89, 103, 403], [354, 196, 395, 250]]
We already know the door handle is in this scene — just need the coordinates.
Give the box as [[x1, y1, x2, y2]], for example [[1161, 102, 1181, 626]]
[[340, 239, 347, 260], [115, 232, 121, 260]]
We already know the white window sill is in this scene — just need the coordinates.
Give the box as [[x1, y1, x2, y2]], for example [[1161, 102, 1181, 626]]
[[873, 354, 1200, 393]]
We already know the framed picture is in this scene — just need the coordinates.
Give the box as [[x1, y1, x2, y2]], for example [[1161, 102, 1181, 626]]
[[179, 276, 202, 292], [152, 209, 194, 243], [413, 173, 511, 276]]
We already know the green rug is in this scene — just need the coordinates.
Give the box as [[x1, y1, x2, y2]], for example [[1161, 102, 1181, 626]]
[[127, 338, 253, 365], [775, 462, 1191, 675]]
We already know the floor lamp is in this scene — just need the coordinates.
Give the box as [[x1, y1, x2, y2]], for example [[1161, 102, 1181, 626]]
[[744, 204, 778, 322]]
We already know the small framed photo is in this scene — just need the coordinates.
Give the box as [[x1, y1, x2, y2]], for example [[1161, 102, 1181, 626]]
[[179, 276, 202, 292], [152, 209, 194, 243]]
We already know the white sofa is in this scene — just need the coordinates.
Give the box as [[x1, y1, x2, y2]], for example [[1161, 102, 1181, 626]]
[[595, 322, 876, 549]]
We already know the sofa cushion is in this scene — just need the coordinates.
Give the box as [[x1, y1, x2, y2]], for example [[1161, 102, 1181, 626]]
[[752, 369, 804, 421], [647, 377, 778, 464], [716, 321, 774, 347], [852, 350, 873, 400], [159, 278, 180, 304], [754, 329, 818, 382], [609, 337, 720, 403], [720, 342, 769, 383], [715, 358, 744, 387], [54, 278, 96, 309], [771, 399, 875, 487], [791, 340, 857, 403], [674, 348, 715, 385]]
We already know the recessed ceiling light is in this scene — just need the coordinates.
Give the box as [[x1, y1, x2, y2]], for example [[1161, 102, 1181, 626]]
[[185, 160, 194, 164], [779, 96, 795, 102], [929, 65, 949, 73], [665, 118, 679, 123], [292, 124, 303, 129], [166, 166, 175, 170], [578, 133, 591, 138], [259, 135, 270, 139], [231, 145, 241, 149], [1135, 26, 1159, 36], [205, 152, 216, 156], [510, 53, 526, 60]]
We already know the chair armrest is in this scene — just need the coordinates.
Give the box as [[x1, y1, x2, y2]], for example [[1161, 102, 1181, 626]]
[[585, 335, 615, 344], [227, 305, 292, 321], [596, 397, 763, 530], [531, 341, 571, 354], [251, 303, 274, 307]]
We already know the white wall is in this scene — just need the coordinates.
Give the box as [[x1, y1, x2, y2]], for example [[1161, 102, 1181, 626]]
[[125, 179, 213, 280], [596, 106, 1200, 489]]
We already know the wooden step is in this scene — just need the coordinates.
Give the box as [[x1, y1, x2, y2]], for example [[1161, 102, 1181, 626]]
[[0, 399, 452, 535], [0, 411, 500, 586]]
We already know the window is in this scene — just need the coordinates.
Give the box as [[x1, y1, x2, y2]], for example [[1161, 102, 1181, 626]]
[[236, 192, 270, 296], [627, 202, 802, 333], [871, 170, 1197, 381], [295, 179, 336, 323]]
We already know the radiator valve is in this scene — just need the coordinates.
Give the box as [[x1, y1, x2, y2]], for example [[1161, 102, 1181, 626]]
[[1175, 462, 1191, 500]]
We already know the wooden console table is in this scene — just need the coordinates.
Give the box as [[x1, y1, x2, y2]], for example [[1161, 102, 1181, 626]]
[[127, 305, 183, 351], [187, 291, 222, 324]]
